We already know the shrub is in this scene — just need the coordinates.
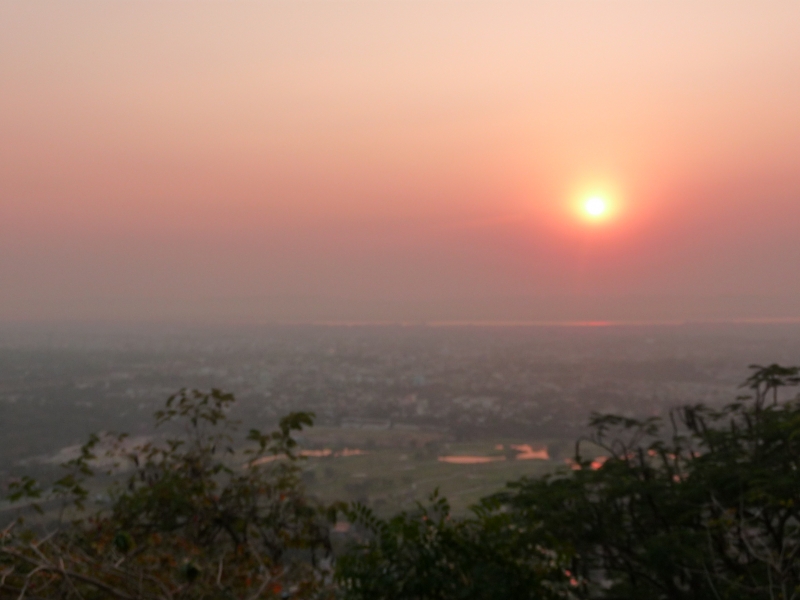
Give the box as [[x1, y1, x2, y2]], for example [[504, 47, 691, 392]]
[[337, 365, 800, 600], [2, 389, 334, 600]]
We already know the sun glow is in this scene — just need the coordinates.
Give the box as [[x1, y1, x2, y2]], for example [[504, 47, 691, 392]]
[[571, 189, 620, 225], [583, 196, 608, 218]]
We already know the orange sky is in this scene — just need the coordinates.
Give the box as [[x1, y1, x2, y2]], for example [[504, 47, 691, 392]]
[[2, 1, 800, 323]]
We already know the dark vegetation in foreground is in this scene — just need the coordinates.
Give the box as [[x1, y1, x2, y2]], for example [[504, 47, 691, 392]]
[[2, 365, 799, 599]]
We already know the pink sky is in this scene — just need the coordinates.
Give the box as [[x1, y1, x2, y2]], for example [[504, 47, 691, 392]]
[[2, 1, 800, 323]]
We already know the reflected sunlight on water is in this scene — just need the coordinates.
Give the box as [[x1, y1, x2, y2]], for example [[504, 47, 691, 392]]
[[510, 444, 549, 460], [249, 448, 366, 467], [438, 455, 506, 464], [438, 444, 550, 464]]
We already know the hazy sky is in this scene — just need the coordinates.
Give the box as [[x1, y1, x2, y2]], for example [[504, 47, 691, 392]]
[[2, 1, 800, 323]]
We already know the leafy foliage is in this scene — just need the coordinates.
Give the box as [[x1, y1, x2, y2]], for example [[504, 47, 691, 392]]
[[4, 366, 800, 600], [337, 490, 572, 600], [2, 389, 333, 599], [336, 364, 800, 600]]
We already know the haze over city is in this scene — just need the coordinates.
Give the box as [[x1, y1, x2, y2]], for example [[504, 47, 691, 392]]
[[4, 5, 800, 597], [3, 1, 800, 324]]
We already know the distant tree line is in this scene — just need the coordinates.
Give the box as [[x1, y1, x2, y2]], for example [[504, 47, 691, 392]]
[[2, 365, 799, 599]]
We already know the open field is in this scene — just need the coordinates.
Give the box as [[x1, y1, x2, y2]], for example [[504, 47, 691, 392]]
[[298, 427, 574, 515]]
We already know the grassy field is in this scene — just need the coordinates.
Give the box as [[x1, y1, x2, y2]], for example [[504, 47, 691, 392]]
[[298, 427, 575, 516], [2, 426, 595, 524]]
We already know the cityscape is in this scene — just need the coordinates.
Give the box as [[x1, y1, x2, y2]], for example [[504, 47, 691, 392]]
[[3, 322, 798, 514]]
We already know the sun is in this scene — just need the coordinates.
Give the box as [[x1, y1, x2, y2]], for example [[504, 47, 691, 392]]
[[583, 196, 608, 218], [569, 183, 620, 225]]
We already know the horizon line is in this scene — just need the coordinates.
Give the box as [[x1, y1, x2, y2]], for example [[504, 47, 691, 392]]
[[3, 316, 800, 330], [305, 317, 800, 328]]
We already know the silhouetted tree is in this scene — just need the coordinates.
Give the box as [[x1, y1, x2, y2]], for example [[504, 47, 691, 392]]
[[337, 365, 800, 600], [2, 389, 333, 599]]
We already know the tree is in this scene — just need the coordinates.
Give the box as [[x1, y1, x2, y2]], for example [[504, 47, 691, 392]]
[[2, 389, 334, 600], [336, 490, 572, 600], [5, 365, 800, 599], [337, 365, 800, 600]]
